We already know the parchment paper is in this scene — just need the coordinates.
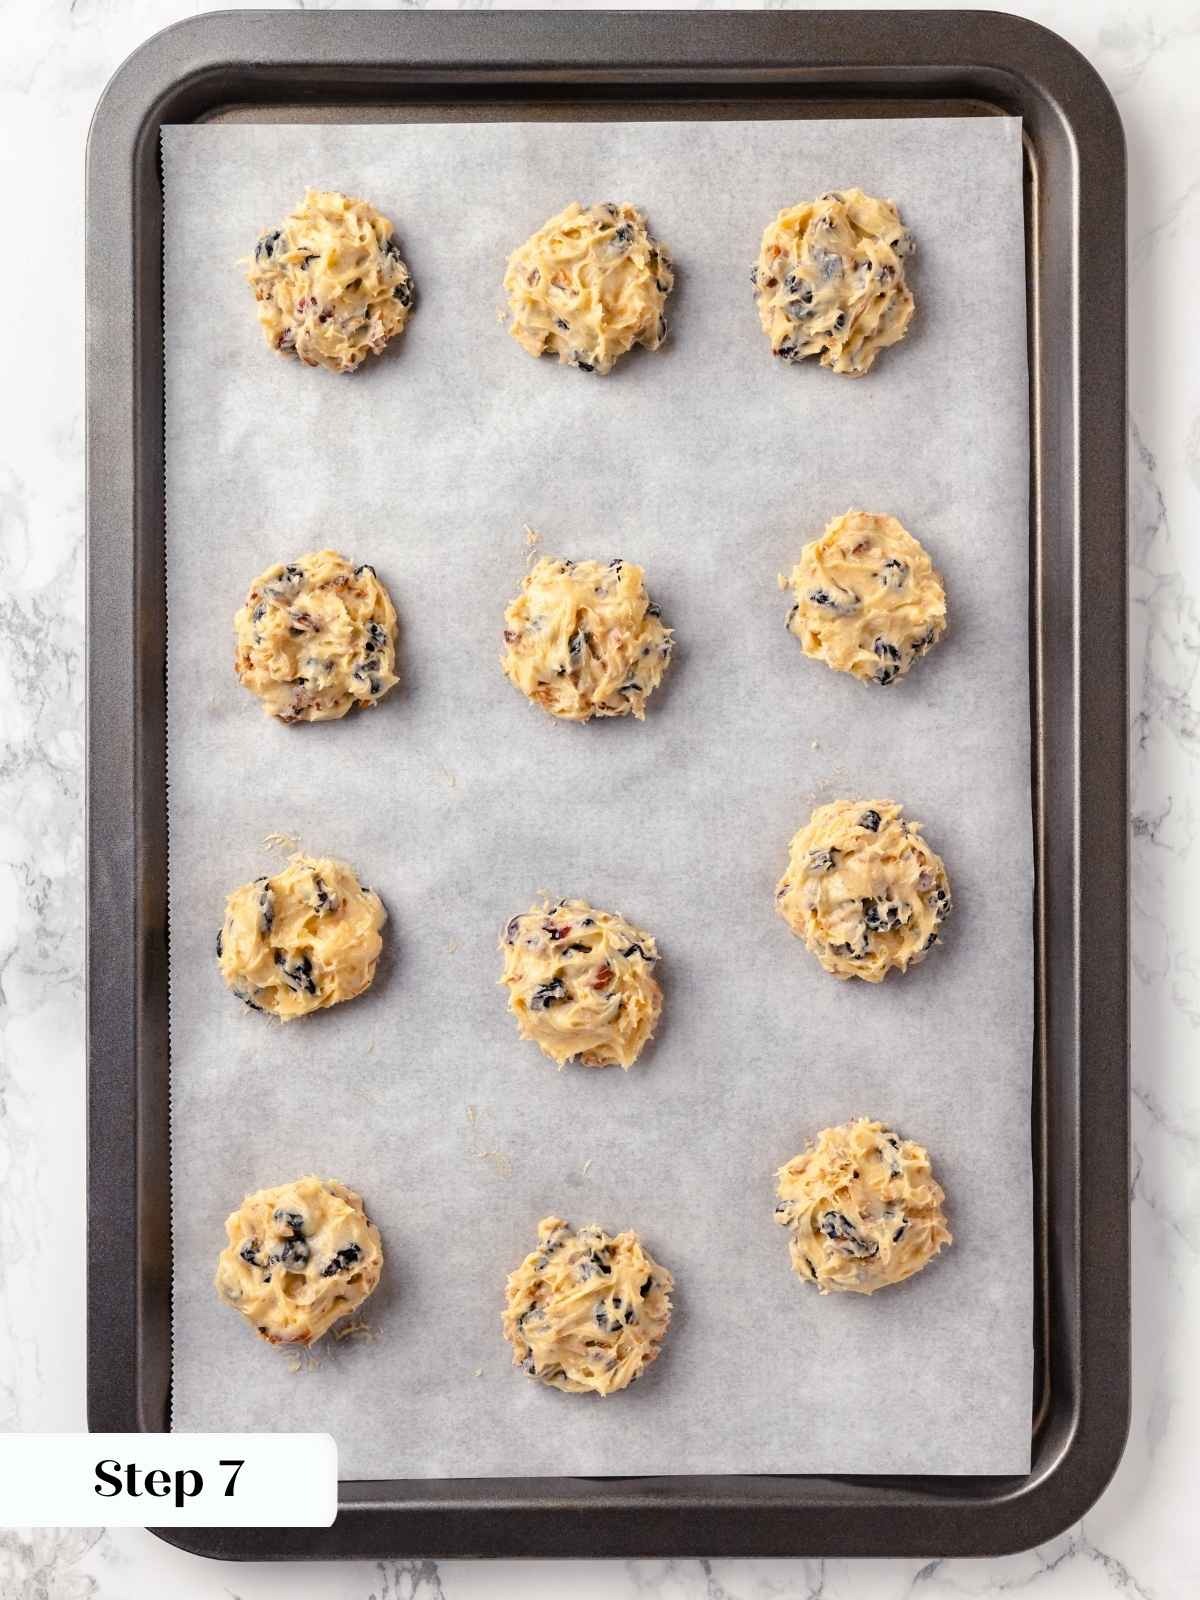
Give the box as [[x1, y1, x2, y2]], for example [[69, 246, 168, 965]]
[[163, 117, 1032, 1477]]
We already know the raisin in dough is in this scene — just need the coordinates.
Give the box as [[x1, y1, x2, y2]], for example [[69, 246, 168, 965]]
[[245, 189, 415, 373], [499, 899, 662, 1069], [234, 549, 399, 723], [218, 854, 385, 1019], [753, 188, 915, 376], [215, 1175, 384, 1344], [776, 800, 951, 982], [780, 511, 946, 685], [775, 1119, 951, 1294], [502, 1216, 674, 1395], [501, 557, 672, 722], [503, 202, 673, 375]]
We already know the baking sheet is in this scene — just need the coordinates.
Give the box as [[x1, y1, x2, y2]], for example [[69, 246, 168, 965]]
[[163, 116, 1032, 1478]]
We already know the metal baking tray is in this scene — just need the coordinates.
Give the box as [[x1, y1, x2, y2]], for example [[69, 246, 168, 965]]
[[86, 7, 1129, 1561]]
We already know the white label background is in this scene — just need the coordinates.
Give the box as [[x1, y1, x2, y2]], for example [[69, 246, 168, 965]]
[[0, 1435, 336, 1526]]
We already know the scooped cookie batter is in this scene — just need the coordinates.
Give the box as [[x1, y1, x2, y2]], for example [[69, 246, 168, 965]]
[[501, 556, 672, 721], [218, 853, 385, 1019], [779, 510, 947, 685], [753, 188, 915, 376], [775, 1119, 951, 1294], [234, 549, 399, 723], [776, 800, 951, 981], [245, 188, 415, 373], [503, 202, 673, 375], [499, 898, 662, 1068], [502, 1216, 674, 1395], [215, 1175, 384, 1344]]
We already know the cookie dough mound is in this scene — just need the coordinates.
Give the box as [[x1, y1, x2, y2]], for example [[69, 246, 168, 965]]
[[245, 188, 415, 373], [234, 549, 399, 723], [215, 1175, 384, 1344], [499, 898, 662, 1068], [503, 202, 673, 375], [776, 800, 950, 981], [780, 511, 946, 685], [501, 557, 672, 721], [775, 1119, 951, 1294], [502, 1216, 674, 1394], [218, 853, 386, 1019], [753, 188, 914, 376]]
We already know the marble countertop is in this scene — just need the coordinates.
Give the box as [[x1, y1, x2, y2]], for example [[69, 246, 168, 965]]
[[1, 0, 1195, 1594]]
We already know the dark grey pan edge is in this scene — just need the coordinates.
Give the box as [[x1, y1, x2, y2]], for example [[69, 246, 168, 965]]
[[85, 8, 1129, 1561]]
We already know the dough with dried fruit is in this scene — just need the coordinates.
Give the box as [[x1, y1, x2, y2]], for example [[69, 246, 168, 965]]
[[501, 557, 672, 722], [503, 202, 672, 374], [499, 899, 661, 1068], [753, 188, 914, 376], [217, 853, 385, 1019], [215, 1175, 383, 1344], [775, 1119, 951, 1294], [245, 188, 414, 373], [502, 1216, 674, 1395], [780, 511, 946, 685], [234, 549, 399, 723], [776, 800, 950, 981]]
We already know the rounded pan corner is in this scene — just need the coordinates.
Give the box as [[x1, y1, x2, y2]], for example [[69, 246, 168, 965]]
[[970, 9, 1126, 156], [85, 10, 221, 162], [984, 1404, 1132, 1556], [144, 1525, 244, 1563]]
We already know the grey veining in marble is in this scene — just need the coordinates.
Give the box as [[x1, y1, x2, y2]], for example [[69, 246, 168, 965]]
[[1, 0, 1197, 1594]]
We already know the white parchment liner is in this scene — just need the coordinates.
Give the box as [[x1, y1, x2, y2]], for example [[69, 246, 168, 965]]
[[163, 118, 1032, 1477]]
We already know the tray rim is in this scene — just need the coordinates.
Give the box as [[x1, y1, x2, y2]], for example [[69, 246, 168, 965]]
[[85, 6, 1129, 1562]]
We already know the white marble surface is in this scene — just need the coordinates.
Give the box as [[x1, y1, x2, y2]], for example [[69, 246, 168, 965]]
[[0, 0, 1195, 1593]]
